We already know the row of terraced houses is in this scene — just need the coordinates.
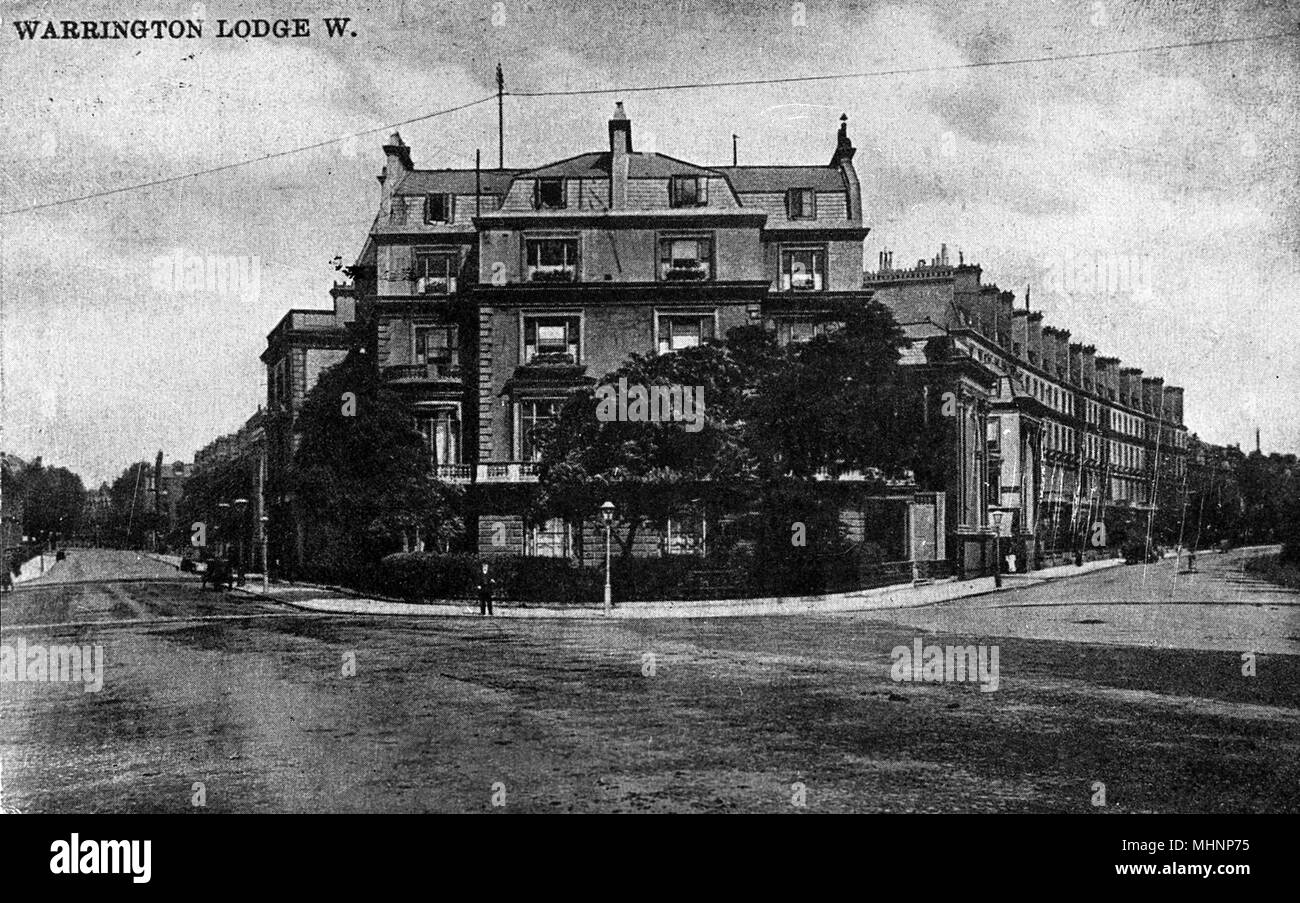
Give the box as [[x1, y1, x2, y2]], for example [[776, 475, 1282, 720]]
[[260, 104, 1189, 578]]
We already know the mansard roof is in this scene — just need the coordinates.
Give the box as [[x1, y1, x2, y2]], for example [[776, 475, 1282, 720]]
[[521, 151, 719, 180], [393, 169, 521, 196], [715, 165, 846, 193]]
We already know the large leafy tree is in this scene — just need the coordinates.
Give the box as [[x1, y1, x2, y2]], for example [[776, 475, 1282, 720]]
[[178, 455, 260, 554], [1, 455, 86, 543], [745, 299, 919, 480], [107, 462, 158, 548], [533, 300, 927, 568], [291, 351, 462, 568], [533, 337, 759, 560]]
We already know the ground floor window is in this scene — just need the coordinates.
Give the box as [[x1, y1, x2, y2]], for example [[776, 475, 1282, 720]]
[[664, 512, 706, 556], [518, 398, 564, 461], [528, 517, 570, 557], [415, 407, 460, 465]]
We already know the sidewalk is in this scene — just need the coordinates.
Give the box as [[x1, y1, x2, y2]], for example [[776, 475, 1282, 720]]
[[11, 553, 57, 585], [240, 557, 1125, 620]]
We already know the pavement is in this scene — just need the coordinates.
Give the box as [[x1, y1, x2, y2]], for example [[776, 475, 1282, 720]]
[[11, 553, 59, 585], [220, 557, 1127, 619]]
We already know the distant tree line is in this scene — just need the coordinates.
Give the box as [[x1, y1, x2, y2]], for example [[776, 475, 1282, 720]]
[[1, 455, 86, 547]]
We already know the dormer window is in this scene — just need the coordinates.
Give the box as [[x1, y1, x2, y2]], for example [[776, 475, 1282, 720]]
[[534, 178, 566, 210], [424, 193, 454, 224], [670, 176, 707, 208], [786, 188, 816, 220]]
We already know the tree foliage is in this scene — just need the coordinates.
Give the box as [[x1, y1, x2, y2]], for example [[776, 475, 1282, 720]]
[[1, 455, 86, 543], [533, 300, 928, 563], [290, 351, 463, 567]]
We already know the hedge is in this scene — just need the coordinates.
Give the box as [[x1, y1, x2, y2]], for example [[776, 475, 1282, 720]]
[[366, 551, 891, 604]]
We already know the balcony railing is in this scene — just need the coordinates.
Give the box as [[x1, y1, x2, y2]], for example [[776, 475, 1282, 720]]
[[811, 466, 915, 486], [476, 462, 540, 483], [382, 363, 462, 382], [434, 463, 473, 482]]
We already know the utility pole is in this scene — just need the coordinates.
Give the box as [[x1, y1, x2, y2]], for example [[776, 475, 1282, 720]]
[[496, 63, 504, 170], [732, 134, 738, 166]]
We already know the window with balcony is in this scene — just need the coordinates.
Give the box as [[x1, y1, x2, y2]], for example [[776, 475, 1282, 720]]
[[780, 247, 825, 291], [526, 237, 579, 282], [519, 398, 564, 461], [413, 324, 458, 376], [424, 193, 454, 224], [786, 188, 816, 220], [412, 249, 457, 294], [415, 408, 460, 466], [658, 235, 713, 281], [656, 311, 716, 354], [669, 176, 708, 208], [522, 314, 580, 364], [533, 178, 566, 210]]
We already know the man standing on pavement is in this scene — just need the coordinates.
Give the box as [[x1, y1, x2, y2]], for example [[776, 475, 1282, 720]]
[[477, 562, 494, 617]]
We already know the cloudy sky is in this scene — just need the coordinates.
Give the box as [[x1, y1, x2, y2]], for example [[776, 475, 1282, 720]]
[[1, 0, 1296, 485]]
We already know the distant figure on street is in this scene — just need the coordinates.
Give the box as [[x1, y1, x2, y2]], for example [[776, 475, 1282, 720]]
[[230, 547, 246, 586], [477, 563, 494, 617]]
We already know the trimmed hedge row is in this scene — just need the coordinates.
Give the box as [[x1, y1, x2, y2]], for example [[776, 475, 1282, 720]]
[[356, 550, 900, 604]]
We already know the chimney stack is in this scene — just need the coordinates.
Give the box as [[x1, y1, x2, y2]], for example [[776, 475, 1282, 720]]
[[379, 132, 413, 208], [609, 102, 631, 210], [1163, 386, 1184, 426]]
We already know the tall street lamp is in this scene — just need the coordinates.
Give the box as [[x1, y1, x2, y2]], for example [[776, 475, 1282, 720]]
[[216, 501, 230, 559], [260, 515, 270, 594], [233, 498, 249, 584], [992, 511, 1004, 588], [600, 500, 615, 614]]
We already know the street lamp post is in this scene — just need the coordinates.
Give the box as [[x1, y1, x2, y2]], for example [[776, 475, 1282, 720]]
[[260, 515, 270, 594], [992, 511, 1004, 588], [600, 501, 615, 614], [233, 499, 249, 585], [216, 501, 231, 559]]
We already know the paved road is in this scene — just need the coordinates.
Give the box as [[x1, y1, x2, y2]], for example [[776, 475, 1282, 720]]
[[1, 548, 1296, 813]]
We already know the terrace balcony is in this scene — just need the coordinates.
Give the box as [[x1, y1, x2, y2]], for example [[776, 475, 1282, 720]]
[[381, 363, 463, 384], [433, 463, 473, 483], [476, 462, 540, 483]]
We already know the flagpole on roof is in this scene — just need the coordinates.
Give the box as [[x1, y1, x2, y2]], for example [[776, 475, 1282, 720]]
[[496, 63, 505, 170]]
